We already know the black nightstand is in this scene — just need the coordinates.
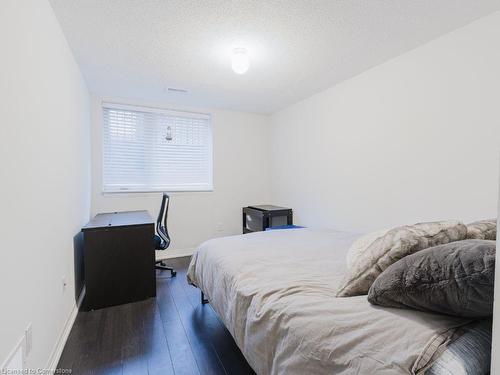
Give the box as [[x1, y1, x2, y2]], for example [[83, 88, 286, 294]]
[[242, 205, 293, 233]]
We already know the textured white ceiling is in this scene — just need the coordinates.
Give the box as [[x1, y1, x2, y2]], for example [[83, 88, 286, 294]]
[[49, 0, 500, 114]]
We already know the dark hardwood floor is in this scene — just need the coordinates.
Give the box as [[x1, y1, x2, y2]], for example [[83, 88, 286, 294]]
[[57, 257, 255, 375]]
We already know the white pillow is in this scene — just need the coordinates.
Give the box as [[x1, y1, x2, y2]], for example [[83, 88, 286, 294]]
[[346, 228, 389, 270], [466, 219, 497, 240]]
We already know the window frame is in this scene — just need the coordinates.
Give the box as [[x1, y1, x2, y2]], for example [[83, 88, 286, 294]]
[[101, 102, 214, 194]]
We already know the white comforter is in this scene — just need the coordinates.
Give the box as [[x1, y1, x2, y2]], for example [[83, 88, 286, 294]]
[[187, 228, 469, 375]]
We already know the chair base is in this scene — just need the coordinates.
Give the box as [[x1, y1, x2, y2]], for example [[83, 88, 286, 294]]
[[201, 291, 209, 304], [155, 261, 177, 277]]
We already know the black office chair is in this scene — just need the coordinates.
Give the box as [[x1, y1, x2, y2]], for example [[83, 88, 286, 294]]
[[155, 193, 176, 277]]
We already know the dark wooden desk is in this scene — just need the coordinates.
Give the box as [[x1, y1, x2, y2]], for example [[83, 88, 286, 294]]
[[81, 210, 156, 311]]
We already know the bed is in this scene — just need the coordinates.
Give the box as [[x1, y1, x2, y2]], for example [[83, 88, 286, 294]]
[[187, 228, 488, 374]]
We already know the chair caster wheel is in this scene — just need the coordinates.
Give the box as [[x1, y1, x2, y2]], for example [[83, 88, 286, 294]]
[[171, 271, 177, 277]]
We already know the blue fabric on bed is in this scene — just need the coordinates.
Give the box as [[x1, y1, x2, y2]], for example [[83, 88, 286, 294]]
[[265, 225, 305, 230], [426, 319, 491, 375]]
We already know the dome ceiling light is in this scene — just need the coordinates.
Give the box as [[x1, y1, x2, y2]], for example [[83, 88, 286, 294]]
[[231, 48, 250, 74]]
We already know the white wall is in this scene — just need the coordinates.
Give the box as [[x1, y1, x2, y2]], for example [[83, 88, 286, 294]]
[[0, 0, 90, 370], [270, 11, 500, 232], [492, 156, 500, 375], [90, 96, 270, 254]]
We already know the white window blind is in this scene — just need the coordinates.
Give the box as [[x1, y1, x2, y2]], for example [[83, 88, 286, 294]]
[[102, 103, 212, 192]]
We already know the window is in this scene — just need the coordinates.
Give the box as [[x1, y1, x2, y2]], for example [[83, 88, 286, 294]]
[[102, 103, 213, 192]]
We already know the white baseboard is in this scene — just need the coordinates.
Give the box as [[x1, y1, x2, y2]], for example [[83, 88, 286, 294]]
[[45, 288, 85, 371], [156, 247, 195, 260]]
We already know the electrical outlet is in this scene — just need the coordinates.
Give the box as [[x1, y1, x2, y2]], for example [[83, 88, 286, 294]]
[[216, 222, 224, 232], [62, 276, 67, 292], [25, 323, 32, 358]]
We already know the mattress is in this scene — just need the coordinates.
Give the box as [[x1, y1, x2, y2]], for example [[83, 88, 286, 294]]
[[187, 228, 471, 375]]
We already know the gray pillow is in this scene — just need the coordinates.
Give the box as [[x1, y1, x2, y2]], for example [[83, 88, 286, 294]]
[[466, 219, 496, 240], [368, 240, 495, 318]]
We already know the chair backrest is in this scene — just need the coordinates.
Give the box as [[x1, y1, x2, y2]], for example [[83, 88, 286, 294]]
[[156, 192, 171, 250]]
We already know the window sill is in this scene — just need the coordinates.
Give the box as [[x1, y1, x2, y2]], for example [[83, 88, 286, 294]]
[[101, 188, 214, 196]]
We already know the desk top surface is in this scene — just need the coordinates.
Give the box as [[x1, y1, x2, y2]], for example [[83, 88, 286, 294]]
[[82, 210, 154, 231]]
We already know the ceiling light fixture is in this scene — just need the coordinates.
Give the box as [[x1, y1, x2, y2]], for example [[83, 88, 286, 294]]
[[231, 48, 250, 74]]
